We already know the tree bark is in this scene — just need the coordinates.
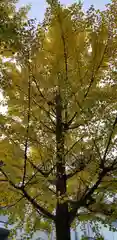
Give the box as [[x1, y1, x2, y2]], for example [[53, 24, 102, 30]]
[[56, 202, 70, 240], [55, 92, 71, 240]]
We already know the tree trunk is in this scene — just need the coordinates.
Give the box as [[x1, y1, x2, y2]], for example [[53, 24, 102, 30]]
[[56, 202, 70, 240], [55, 92, 71, 240]]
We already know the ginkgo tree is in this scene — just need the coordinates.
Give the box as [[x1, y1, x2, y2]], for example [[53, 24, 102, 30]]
[[0, 0, 117, 239]]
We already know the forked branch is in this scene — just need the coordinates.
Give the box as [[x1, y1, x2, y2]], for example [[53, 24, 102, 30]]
[[0, 167, 55, 221]]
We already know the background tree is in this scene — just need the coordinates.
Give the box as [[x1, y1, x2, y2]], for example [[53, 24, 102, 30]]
[[0, 0, 30, 56], [0, 0, 117, 239]]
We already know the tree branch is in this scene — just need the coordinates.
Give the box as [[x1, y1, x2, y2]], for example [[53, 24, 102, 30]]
[[85, 171, 106, 199], [0, 196, 24, 210], [93, 139, 104, 168], [64, 136, 83, 157], [87, 203, 114, 218], [63, 112, 78, 130], [21, 187, 55, 221], [84, 43, 108, 99], [32, 75, 55, 114], [0, 167, 55, 221], [66, 166, 85, 180], [68, 123, 83, 130], [0, 167, 20, 190], [15, 83, 55, 121], [103, 115, 117, 162], [27, 158, 55, 178], [69, 169, 107, 224], [0, 179, 8, 182], [22, 70, 31, 186], [32, 114, 55, 133], [66, 156, 91, 180]]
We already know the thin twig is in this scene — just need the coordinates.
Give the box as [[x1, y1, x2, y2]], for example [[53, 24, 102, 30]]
[[64, 136, 83, 157], [0, 196, 24, 210], [103, 115, 117, 161]]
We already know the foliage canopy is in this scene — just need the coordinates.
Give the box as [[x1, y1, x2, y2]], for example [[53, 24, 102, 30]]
[[0, 0, 117, 239]]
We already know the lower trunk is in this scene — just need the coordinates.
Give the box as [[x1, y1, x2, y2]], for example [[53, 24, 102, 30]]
[[55, 93, 70, 239], [56, 201, 71, 240]]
